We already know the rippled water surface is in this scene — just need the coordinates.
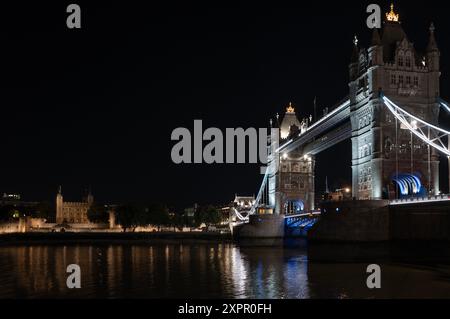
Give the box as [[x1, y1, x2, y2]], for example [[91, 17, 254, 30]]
[[0, 242, 449, 298]]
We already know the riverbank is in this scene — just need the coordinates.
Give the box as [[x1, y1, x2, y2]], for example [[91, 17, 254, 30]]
[[0, 231, 233, 245]]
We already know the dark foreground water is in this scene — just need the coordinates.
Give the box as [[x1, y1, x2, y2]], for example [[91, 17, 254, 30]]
[[0, 240, 449, 299]]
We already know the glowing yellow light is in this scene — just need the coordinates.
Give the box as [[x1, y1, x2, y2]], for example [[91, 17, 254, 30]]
[[386, 3, 399, 22], [286, 102, 295, 114], [345, 188, 350, 193]]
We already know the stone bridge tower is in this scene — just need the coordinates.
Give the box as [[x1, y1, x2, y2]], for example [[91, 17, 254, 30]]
[[349, 4, 440, 200], [268, 103, 315, 214]]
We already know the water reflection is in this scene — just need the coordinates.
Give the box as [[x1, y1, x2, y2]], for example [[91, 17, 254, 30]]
[[0, 242, 448, 299]]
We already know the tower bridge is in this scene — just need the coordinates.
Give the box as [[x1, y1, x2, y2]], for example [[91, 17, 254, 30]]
[[231, 4, 450, 239]]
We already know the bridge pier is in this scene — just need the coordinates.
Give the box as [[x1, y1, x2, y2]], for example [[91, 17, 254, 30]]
[[309, 200, 390, 242], [309, 199, 450, 242], [232, 214, 285, 239]]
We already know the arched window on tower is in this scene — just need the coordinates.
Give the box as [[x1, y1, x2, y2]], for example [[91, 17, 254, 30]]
[[398, 51, 404, 67], [405, 51, 412, 68], [406, 76, 411, 85]]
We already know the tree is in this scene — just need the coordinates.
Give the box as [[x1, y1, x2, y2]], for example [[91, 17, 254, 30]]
[[197, 205, 222, 227], [114, 203, 172, 232], [32, 201, 54, 221], [114, 204, 143, 232], [0, 205, 14, 221], [10, 209, 21, 220], [145, 203, 170, 231], [87, 204, 109, 224], [170, 211, 185, 231], [0, 205, 25, 221]]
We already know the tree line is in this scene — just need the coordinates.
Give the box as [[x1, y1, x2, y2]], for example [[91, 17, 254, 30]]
[[109, 203, 224, 232], [0, 202, 53, 222], [0, 201, 224, 232]]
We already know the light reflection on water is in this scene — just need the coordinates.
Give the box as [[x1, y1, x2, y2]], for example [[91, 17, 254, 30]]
[[0, 242, 449, 299]]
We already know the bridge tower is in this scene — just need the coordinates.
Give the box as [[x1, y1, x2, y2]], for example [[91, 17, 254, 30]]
[[268, 103, 315, 214], [350, 4, 440, 200]]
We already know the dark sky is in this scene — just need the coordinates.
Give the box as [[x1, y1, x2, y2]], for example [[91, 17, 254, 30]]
[[1, 1, 449, 208]]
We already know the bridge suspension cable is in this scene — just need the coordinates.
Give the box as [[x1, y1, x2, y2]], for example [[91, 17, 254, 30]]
[[382, 95, 450, 157], [249, 168, 269, 215], [439, 98, 450, 114]]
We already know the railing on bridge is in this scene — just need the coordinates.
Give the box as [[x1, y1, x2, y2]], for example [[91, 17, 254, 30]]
[[277, 98, 351, 154], [285, 211, 321, 230], [390, 194, 450, 205]]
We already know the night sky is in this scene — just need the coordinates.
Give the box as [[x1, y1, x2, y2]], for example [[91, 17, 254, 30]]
[[1, 1, 449, 208]]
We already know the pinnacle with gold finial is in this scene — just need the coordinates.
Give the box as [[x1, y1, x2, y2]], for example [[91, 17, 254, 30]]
[[386, 3, 399, 22], [430, 22, 435, 33], [353, 35, 359, 46], [286, 102, 295, 113]]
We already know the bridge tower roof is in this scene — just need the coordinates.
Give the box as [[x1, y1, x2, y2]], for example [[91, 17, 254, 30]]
[[381, 3, 408, 62], [280, 102, 301, 140]]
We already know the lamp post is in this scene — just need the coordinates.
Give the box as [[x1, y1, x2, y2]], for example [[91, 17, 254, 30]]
[[428, 126, 431, 195], [448, 135, 450, 194], [410, 120, 417, 176]]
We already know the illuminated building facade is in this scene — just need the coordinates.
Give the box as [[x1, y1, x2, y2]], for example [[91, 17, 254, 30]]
[[270, 104, 315, 214], [56, 187, 94, 224], [350, 4, 440, 199]]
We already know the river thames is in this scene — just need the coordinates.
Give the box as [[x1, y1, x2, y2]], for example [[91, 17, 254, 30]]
[[0, 241, 449, 299]]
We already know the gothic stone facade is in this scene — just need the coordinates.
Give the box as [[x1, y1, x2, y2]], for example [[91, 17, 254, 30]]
[[269, 107, 315, 214], [56, 189, 94, 224], [349, 8, 440, 200]]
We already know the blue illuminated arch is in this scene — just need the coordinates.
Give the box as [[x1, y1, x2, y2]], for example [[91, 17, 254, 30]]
[[284, 199, 305, 214], [392, 174, 422, 196]]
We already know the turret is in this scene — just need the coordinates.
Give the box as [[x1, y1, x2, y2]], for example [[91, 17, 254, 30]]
[[349, 35, 359, 81], [426, 23, 440, 97], [56, 186, 63, 224], [279, 102, 301, 139], [86, 187, 94, 205], [426, 23, 440, 71]]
